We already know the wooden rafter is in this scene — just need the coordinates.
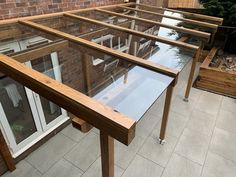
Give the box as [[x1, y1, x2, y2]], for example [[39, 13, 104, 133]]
[[135, 4, 223, 25], [63, 13, 199, 50], [0, 54, 136, 145], [0, 2, 135, 26], [95, 8, 211, 40], [11, 40, 68, 63], [19, 20, 179, 78], [116, 6, 218, 30]]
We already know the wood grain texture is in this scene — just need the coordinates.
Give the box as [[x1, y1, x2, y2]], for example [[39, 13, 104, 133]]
[[0, 130, 15, 172], [0, 2, 135, 25], [96, 8, 211, 40], [0, 54, 135, 145], [184, 44, 202, 99], [19, 20, 179, 78], [100, 131, 114, 177], [64, 13, 199, 51], [116, 6, 218, 30], [135, 4, 223, 25], [159, 84, 174, 141], [196, 47, 236, 97], [11, 40, 68, 63]]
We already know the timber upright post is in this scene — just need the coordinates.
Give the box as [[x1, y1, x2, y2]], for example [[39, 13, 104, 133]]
[[159, 83, 174, 144], [100, 131, 114, 177], [0, 129, 15, 172], [184, 45, 202, 101]]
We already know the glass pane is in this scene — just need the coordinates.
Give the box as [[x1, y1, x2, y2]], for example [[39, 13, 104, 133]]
[[33, 16, 195, 71], [0, 77, 37, 144], [23, 37, 173, 121], [30, 55, 62, 124], [76, 8, 207, 41]]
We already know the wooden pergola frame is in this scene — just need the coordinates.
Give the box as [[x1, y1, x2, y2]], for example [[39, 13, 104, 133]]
[[0, 3, 223, 177]]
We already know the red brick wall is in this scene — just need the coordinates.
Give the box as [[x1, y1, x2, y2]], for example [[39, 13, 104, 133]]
[[0, 0, 124, 20]]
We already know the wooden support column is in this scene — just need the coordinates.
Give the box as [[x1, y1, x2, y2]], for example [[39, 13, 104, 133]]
[[159, 84, 174, 144], [0, 130, 15, 172], [184, 45, 202, 101], [100, 131, 114, 177]]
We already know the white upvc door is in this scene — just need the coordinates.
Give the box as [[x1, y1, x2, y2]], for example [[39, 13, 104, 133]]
[[19, 36, 68, 132], [0, 37, 68, 156], [0, 41, 43, 154]]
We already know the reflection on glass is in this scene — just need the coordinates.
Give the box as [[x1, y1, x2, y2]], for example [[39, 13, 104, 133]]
[[31, 55, 62, 124], [0, 77, 37, 144]]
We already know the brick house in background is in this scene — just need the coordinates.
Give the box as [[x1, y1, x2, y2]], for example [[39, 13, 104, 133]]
[[0, 0, 168, 20]]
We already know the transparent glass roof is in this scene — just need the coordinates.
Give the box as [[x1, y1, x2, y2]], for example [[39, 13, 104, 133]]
[[32, 16, 196, 71], [77, 10, 208, 42], [0, 30, 173, 121]]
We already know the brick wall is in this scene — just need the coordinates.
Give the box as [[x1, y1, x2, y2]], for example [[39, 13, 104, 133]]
[[0, 0, 124, 20]]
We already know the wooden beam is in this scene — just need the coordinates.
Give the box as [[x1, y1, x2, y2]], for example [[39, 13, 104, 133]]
[[64, 13, 199, 51], [72, 116, 93, 133], [0, 130, 15, 172], [0, 54, 135, 145], [184, 44, 202, 101], [100, 131, 114, 177], [0, 2, 135, 26], [115, 6, 218, 30], [159, 84, 174, 144], [0, 28, 25, 41], [135, 4, 223, 25], [19, 20, 179, 78], [11, 40, 68, 63], [96, 9, 211, 40]]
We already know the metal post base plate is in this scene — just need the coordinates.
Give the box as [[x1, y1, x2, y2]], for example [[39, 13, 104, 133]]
[[183, 97, 189, 102], [158, 138, 166, 145]]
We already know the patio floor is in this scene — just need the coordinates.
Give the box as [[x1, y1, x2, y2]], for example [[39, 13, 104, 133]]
[[2, 62, 236, 177]]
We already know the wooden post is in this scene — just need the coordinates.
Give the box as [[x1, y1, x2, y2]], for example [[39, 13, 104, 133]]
[[100, 131, 114, 177], [184, 45, 202, 101], [159, 84, 174, 144], [0, 130, 15, 172]]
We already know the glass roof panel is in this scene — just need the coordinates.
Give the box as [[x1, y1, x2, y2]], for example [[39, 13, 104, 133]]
[[77, 10, 208, 43], [31, 16, 196, 71], [0, 40, 173, 121], [0, 23, 62, 55]]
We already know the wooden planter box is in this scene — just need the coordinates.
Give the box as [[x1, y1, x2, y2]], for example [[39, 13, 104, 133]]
[[196, 47, 236, 97]]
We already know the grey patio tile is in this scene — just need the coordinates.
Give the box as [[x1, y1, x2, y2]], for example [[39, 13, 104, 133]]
[[210, 128, 236, 163], [26, 133, 76, 173], [216, 109, 236, 134], [61, 124, 88, 143], [82, 157, 124, 177], [178, 87, 202, 102], [64, 132, 100, 171], [138, 134, 177, 167], [171, 95, 195, 117], [186, 110, 216, 136], [115, 135, 145, 169], [121, 155, 163, 177], [42, 159, 83, 177], [136, 113, 161, 139], [162, 153, 202, 177], [221, 97, 236, 113], [202, 152, 236, 177], [2, 160, 41, 177], [175, 128, 211, 165], [153, 111, 188, 138], [195, 91, 222, 116]]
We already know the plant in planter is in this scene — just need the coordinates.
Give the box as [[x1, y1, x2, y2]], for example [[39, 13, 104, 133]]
[[199, 0, 236, 52]]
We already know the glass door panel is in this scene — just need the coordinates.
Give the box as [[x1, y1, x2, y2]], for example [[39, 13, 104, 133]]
[[19, 36, 68, 131], [0, 78, 38, 144], [30, 55, 63, 125]]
